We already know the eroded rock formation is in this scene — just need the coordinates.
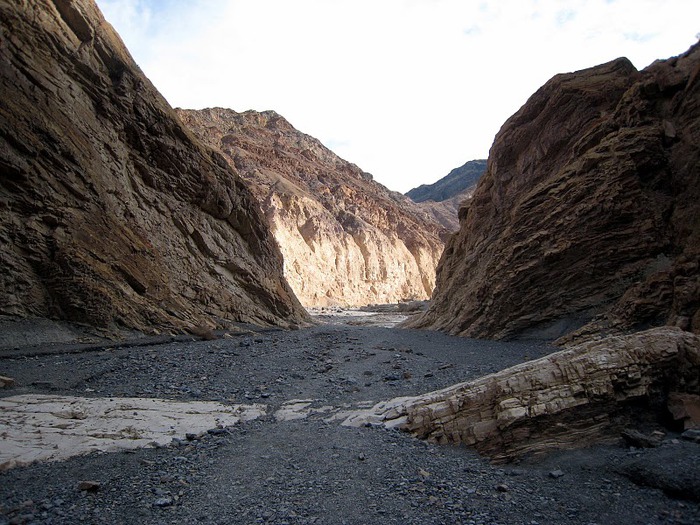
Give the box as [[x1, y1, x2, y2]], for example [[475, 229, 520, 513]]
[[178, 108, 446, 307], [0, 0, 308, 331], [408, 44, 700, 340], [344, 327, 700, 462]]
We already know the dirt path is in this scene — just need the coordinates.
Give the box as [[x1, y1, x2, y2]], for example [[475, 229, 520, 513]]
[[1, 315, 698, 524]]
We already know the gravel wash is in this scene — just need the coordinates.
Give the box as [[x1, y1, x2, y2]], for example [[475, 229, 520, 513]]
[[1, 322, 698, 525]]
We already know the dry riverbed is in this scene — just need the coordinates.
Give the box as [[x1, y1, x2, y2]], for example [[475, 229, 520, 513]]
[[0, 313, 698, 525]]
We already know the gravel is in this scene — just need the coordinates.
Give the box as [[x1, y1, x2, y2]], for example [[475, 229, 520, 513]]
[[1, 315, 698, 524]]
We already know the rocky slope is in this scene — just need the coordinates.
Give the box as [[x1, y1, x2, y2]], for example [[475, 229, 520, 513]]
[[406, 159, 487, 203], [406, 160, 487, 231], [178, 108, 446, 307], [408, 44, 700, 340], [0, 0, 308, 331]]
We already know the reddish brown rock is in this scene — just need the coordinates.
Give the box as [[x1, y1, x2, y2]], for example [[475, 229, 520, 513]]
[[178, 108, 446, 307], [0, 0, 308, 331], [408, 44, 700, 340], [414, 190, 475, 232]]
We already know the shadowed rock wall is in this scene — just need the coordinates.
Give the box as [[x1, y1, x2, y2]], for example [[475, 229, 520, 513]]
[[408, 44, 700, 340], [0, 0, 308, 331]]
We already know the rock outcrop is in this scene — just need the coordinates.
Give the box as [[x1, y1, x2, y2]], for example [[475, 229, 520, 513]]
[[413, 191, 472, 233], [408, 44, 700, 340], [0, 0, 308, 331], [344, 327, 700, 462], [178, 108, 446, 307]]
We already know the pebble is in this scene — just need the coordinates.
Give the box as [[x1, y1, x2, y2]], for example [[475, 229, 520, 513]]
[[77, 481, 101, 492], [681, 429, 700, 443], [2, 323, 697, 525]]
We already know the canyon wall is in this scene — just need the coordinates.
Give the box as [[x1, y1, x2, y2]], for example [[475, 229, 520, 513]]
[[0, 0, 308, 331], [179, 108, 446, 307], [408, 44, 700, 340]]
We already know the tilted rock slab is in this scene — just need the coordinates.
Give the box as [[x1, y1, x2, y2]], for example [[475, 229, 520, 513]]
[[343, 328, 700, 462], [408, 43, 700, 340], [0, 0, 308, 331], [178, 108, 446, 307]]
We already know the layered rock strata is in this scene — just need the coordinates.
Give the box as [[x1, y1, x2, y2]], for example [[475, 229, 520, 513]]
[[412, 191, 472, 232], [344, 327, 700, 462], [0, 0, 308, 331], [408, 44, 700, 339], [178, 108, 446, 307]]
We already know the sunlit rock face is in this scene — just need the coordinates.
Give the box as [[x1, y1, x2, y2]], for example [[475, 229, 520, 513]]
[[408, 43, 700, 340], [0, 0, 308, 331], [179, 108, 446, 307]]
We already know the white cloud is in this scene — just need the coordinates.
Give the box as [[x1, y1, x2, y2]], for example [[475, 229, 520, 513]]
[[96, 0, 700, 192]]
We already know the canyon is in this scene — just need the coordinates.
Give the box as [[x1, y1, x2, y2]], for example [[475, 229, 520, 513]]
[[1, 3, 699, 521], [178, 108, 445, 307]]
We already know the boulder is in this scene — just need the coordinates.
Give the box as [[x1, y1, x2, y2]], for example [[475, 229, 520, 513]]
[[343, 327, 700, 462]]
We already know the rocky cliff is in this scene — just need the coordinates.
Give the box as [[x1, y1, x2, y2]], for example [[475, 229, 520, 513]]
[[0, 0, 308, 331], [408, 44, 700, 340], [178, 108, 446, 307]]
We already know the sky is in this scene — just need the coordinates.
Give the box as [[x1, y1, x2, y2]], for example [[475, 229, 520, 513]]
[[95, 0, 699, 193]]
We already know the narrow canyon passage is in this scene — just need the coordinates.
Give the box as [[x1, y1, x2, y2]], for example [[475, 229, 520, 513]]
[[1, 312, 556, 470]]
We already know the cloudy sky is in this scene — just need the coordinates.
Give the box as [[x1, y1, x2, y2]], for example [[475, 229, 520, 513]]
[[96, 0, 699, 193]]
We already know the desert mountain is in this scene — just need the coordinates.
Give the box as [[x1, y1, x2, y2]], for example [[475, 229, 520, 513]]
[[406, 159, 487, 231], [408, 44, 700, 340], [0, 0, 308, 331], [406, 159, 487, 203], [178, 108, 446, 307]]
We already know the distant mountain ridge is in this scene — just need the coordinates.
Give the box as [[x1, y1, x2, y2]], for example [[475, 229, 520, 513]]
[[406, 159, 487, 231], [406, 159, 487, 203]]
